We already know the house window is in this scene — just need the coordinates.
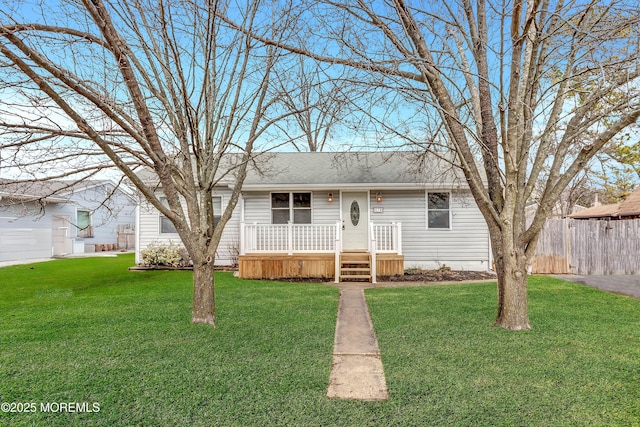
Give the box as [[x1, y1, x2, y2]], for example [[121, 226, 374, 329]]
[[159, 197, 177, 234], [160, 214, 178, 234], [271, 192, 311, 224], [212, 196, 223, 227], [159, 196, 223, 234], [427, 192, 451, 229], [76, 209, 94, 238]]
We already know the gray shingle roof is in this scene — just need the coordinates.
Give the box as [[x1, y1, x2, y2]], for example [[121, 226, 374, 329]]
[[135, 151, 474, 190], [243, 151, 466, 188], [0, 179, 119, 203]]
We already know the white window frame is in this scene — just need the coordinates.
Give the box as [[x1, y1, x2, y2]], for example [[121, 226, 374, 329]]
[[158, 196, 178, 234], [212, 195, 223, 227], [270, 192, 312, 224], [159, 196, 223, 234], [76, 208, 94, 238], [426, 191, 452, 230]]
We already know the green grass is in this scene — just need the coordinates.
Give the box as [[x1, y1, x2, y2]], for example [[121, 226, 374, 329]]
[[0, 255, 638, 426], [366, 277, 640, 426]]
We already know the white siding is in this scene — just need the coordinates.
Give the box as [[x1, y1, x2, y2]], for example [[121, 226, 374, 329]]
[[66, 184, 136, 247], [137, 188, 490, 270], [137, 188, 241, 266], [0, 204, 54, 262], [0, 201, 61, 262], [242, 192, 270, 224], [369, 190, 490, 270], [313, 191, 341, 224], [216, 190, 241, 265]]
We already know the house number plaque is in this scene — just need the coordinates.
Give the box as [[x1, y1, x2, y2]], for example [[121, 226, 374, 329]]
[[350, 200, 360, 226]]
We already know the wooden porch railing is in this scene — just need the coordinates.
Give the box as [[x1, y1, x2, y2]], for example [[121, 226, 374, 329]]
[[240, 221, 402, 283]]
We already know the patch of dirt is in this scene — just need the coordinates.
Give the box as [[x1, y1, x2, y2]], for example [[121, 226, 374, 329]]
[[380, 269, 496, 282], [275, 269, 496, 283]]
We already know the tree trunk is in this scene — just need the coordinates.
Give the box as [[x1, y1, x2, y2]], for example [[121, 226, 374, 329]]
[[192, 260, 216, 326], [492, 233, 531, 330]]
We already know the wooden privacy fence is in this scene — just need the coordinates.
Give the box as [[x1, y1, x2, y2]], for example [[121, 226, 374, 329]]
[[532, 218, 640, 275]]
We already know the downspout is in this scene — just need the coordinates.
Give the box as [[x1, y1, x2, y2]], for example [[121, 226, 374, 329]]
[[135, 203, 140, 264], [487, 230, 493, 272]]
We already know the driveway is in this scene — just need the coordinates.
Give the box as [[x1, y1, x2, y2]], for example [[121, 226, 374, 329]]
[[555, 274, 640, 299]]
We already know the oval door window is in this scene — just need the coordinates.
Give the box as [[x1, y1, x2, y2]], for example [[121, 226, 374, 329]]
[[350, 200, 360, 226]]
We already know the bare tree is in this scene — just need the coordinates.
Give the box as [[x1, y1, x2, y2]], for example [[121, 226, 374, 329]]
[[0, 0, 293, 326], [273, 55, 354, 151], [228, 0, 640, 329]]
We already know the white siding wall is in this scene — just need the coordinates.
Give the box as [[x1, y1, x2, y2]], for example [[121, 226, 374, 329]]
[[65, 184, 136, 247], [0, 202, 54, 262], [242, 192, 270, 224], [137, 188, 490, 270], [313, 191, 341, 224], [369, 190, 490, 271], [137, 188, 241, 266], [217, 190, 241, 265]]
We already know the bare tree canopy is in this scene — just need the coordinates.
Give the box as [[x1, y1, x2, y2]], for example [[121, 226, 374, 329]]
[[2, 0, 640, 331], [273, 55, 356, 151], [0, 0, 295, 326], [223, 0, 640, 329]]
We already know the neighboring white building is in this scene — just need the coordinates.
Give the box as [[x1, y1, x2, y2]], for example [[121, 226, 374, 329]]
[[0, 179, 137, 262], [136, 152, 492, 281]]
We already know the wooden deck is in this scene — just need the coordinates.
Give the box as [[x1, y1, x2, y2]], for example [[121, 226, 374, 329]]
[[238, 253, 404, 280]]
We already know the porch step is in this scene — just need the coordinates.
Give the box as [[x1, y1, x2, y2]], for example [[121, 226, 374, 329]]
[[340, 252, 371, 282]]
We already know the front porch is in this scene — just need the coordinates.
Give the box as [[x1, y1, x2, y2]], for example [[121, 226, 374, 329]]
[[238, 222, 404, 282]]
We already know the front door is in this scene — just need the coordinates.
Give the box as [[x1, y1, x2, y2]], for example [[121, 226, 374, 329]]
[[341, 192, 369, 250]]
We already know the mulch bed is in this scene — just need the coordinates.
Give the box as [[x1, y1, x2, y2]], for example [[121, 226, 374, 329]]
[[381, 269, 496, 282], [130, 265, 496, 283], [276, 269, 496, 283]]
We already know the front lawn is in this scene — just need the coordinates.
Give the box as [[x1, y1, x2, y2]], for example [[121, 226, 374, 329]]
[[0, 255, 638, 426], [0, 255, 338, 426], [366, 277, 640, 426]]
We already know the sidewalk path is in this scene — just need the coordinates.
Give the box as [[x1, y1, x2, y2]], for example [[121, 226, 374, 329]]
[[0, 252, 124, 269], [326, 285, 388, 401], [554, 274, 640, 299], [325, 278, 497, 401], [324, 274, 637, 401]]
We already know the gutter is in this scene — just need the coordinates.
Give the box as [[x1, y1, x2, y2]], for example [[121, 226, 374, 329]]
[[0, 193, 67, 204], [232, 182, 469, 191]]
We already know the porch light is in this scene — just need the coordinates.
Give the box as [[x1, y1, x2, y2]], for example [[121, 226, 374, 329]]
[[376, 192, 383, 202], [327, 193, 333, 203]]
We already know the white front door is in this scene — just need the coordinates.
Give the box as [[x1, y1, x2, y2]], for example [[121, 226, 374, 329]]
[[341, 192, 369, 250]]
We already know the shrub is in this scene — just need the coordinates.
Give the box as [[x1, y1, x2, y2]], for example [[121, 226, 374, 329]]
[[140, 242, 190, 268]]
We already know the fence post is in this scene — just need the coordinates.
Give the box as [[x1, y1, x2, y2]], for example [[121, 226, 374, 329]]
[[565, 218, 571, 274]]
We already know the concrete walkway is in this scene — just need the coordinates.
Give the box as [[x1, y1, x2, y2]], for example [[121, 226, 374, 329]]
[[0, 252, 124, 268], [324, 274, 640, 401], [554, 274, 640, 299], [326, 285, 388, 401], [326, 278, 496, 401]]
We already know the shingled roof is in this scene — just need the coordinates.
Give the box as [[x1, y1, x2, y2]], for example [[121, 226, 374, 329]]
[[570, 187, 640, 219], [241, 151, 469, 189], [136, 151, 474, 190], [0, 179, 125, 203]]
